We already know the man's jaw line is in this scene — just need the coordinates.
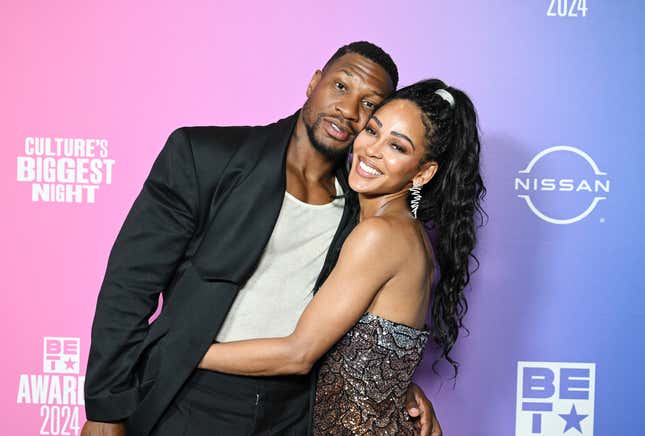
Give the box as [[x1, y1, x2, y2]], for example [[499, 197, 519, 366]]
[[287, 116, 342, 178], [306, 123, 350, 165]]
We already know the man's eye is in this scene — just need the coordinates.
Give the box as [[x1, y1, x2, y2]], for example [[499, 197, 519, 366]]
[[362, 100, 374, 109], [335, 82, 346, 91]]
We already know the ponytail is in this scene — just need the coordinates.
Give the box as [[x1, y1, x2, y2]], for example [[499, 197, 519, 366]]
[[389, 79, 486, 377]]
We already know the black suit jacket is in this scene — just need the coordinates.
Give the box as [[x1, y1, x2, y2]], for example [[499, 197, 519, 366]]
[[84, 111, 357, 435]]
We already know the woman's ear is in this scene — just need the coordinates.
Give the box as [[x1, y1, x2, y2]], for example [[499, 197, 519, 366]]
[[412, 160, 438, 187]]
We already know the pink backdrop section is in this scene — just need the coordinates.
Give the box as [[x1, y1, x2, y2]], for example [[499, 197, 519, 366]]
[[4, 1, 476, 428], [2, 0, 473, 374]]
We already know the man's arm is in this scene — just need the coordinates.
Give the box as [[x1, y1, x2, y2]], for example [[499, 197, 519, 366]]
[[406, 383, 443, 436], [80, 421, 125, 436], [84, 128, 199, 423]]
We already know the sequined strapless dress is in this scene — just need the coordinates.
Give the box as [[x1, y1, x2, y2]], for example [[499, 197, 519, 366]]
[[312, 312, 430, 435]]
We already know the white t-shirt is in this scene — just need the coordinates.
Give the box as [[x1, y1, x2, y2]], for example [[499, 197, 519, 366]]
[[216, 179, 345, 342]]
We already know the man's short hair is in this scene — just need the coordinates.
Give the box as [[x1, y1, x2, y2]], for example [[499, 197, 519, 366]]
[[324, 41, 399, 89]]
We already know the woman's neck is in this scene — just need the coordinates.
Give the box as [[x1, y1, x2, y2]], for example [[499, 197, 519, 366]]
[[358, 188, 411, 221]]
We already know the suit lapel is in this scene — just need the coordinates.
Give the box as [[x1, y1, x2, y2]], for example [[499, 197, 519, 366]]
[[192, 111, 299, 284]]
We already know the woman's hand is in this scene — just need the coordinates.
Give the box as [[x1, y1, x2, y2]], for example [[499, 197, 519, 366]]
[[197, 345, 212, 369]]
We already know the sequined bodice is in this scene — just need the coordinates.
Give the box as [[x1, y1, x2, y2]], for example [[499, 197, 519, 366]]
[[313, 312, 430, 435]]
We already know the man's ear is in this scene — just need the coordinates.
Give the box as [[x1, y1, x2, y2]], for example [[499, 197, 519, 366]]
[[306, 70, 323, 98]]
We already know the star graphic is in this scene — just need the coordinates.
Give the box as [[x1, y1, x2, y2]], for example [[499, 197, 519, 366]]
[[65, 358, 76, 370], [559, 404, 588, 433]]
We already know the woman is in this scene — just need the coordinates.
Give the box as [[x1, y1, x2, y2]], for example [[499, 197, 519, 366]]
[[198, 79, 485, 434]]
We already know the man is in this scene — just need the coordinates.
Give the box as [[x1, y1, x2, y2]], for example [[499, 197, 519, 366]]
[[82, 41, 443, 435]]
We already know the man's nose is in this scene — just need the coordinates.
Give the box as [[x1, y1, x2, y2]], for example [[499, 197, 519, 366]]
[[335, 97, 360, 125]]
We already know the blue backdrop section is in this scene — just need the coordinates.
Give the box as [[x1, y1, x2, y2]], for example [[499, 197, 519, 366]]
[[413, 1, 645, 435]]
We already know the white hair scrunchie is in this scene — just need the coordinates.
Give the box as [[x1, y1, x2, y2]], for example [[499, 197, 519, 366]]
[[434, 89, 455, 108]]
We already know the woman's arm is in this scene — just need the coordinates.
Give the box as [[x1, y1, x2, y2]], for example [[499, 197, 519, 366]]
[[198, 218, 401, 376]]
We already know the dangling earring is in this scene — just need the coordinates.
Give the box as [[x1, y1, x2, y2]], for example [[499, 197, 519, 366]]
[[409, 184, 422, 219]]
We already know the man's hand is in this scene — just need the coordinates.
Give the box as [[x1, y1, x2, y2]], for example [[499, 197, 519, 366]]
[[405, 383, 443, 436], [81, 421, 126, 436]]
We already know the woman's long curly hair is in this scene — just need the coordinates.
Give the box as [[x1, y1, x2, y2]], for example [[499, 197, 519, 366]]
[[387, 79, 486, 377]]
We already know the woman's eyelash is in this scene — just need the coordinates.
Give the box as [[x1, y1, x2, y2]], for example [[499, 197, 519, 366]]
[[391, 143, 405, 152]]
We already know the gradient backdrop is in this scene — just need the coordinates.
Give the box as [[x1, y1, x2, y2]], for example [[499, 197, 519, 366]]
[[3, 1, 644, 435]]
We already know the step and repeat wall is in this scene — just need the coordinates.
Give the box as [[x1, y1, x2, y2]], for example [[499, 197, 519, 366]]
[[3, 1, 643, 435]]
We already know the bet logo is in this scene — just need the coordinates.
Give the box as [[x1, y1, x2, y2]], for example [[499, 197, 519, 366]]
[[43, 337, 80, 374], [516, 361, 595, 435]]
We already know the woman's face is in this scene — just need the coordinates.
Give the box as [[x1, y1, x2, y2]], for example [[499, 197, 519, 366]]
[[349, 99, 434, 196]]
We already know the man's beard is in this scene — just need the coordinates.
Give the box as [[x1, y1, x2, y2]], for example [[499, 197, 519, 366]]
[[302, 101, 351, 163]]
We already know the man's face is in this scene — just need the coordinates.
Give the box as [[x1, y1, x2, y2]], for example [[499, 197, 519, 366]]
[[302, 53, 394, 161]]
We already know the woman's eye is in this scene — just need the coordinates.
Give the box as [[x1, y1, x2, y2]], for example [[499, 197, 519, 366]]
[[365, 126, 376, 135], [391, 143, 405, 152], [335, 82, 346, 91]]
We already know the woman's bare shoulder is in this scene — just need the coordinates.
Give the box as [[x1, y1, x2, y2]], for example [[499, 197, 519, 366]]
[[343, 216, 415, 261]]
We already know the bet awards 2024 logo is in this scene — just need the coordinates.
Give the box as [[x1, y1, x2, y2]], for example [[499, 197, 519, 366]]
[[16, 137, 115, 203], [16, 337, 85, 435], [515, 146, 609, 224], [516, 361, 595, 435]]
